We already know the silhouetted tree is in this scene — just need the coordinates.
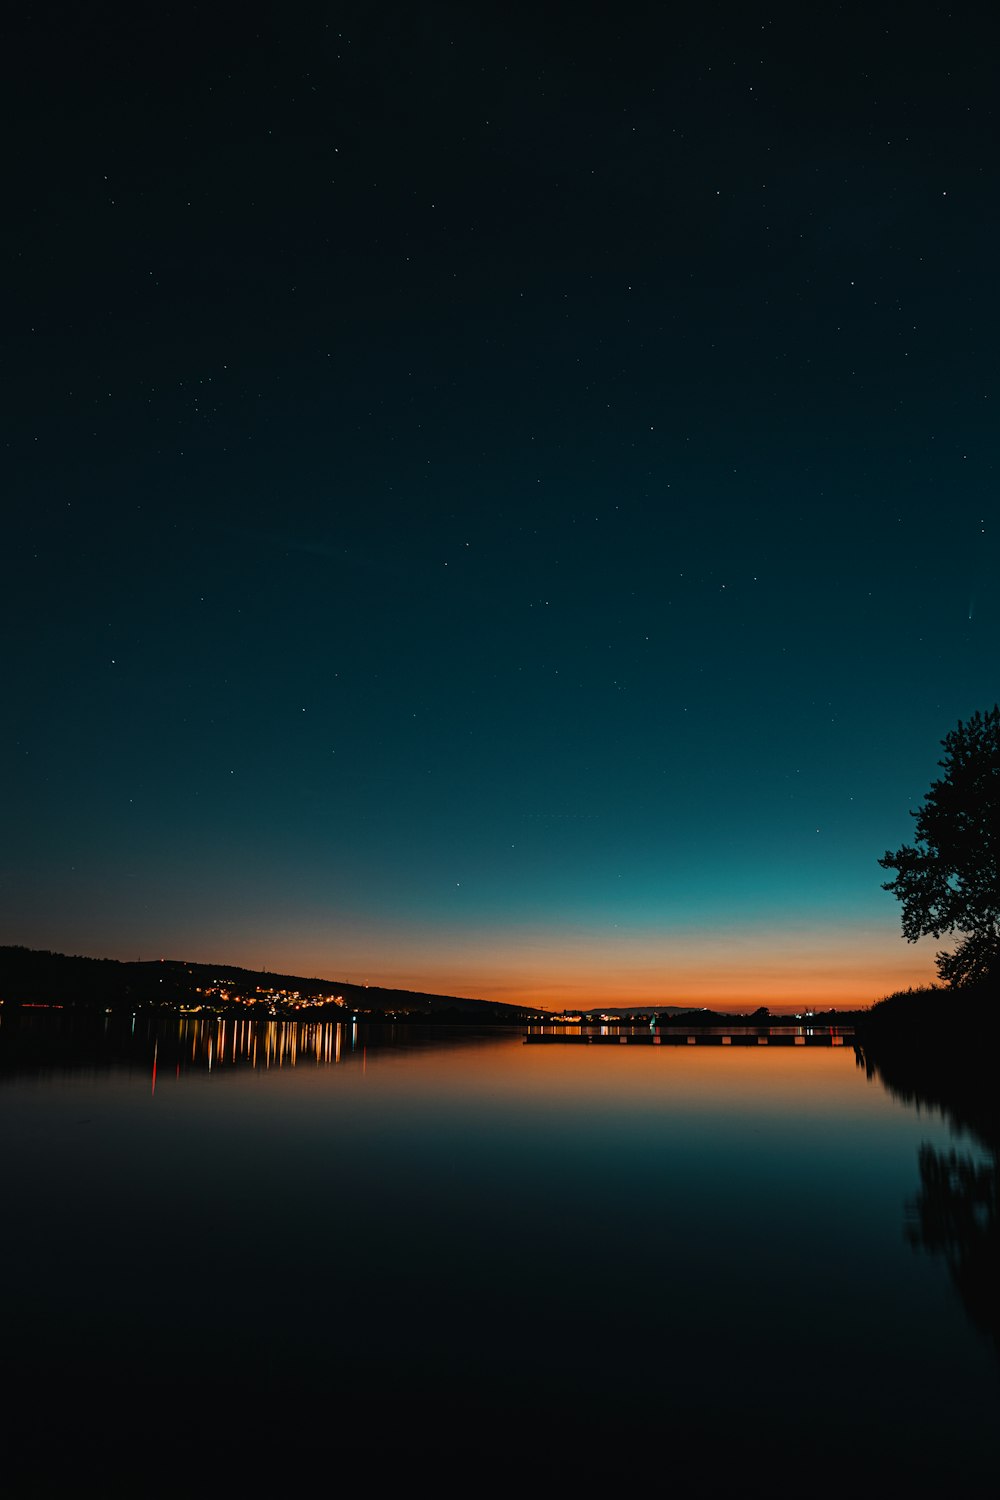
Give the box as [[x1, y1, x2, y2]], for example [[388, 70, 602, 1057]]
[[879, 706, 1000, 987]]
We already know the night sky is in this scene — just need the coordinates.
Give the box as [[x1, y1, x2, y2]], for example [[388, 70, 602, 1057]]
[[5, 2, 997, 1009]]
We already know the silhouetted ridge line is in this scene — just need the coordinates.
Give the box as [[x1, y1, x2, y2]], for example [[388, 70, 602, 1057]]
[[0, 945, 542, 1022]]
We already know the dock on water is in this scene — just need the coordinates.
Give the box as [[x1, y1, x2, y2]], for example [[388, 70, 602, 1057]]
[[524, 1030, 852, 1046]]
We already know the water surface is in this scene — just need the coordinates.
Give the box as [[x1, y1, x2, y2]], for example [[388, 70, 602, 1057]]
[[2, 1012, 995, 1492]]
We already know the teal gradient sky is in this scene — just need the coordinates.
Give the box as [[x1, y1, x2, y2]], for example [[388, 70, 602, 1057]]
[[5, 4, 996, 1009]]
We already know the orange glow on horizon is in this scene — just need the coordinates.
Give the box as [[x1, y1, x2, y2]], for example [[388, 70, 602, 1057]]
[[244, 921, 939, 1015], [68, 915, 940, 1016]]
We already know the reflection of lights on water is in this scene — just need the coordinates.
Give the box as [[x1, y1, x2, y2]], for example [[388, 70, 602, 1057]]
[[146, 1016, 368, 1079]]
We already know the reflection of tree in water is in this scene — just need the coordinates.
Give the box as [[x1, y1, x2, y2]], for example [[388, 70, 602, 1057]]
[[906, 1144, 998, 1356], [857, 993, 999, 1358]]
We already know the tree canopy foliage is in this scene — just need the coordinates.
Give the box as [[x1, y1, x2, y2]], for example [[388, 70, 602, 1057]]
[[879, 707, 1000, 987]]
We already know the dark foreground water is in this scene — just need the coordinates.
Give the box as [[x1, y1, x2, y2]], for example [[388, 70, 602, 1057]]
[[1, 1011, 996, 1495]]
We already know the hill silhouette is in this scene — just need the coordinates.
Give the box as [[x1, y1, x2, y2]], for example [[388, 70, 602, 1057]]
[[0, 945, 542, 1023]]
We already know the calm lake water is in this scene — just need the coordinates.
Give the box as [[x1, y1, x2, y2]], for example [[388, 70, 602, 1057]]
[[2, 1011, 996, 1494]]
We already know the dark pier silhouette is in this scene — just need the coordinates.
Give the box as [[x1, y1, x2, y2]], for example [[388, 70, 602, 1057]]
[[525, 1029, 852, 1046]]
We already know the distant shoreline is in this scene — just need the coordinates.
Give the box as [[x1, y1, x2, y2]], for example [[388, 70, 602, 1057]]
[[1, 944, 981, 1029]]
